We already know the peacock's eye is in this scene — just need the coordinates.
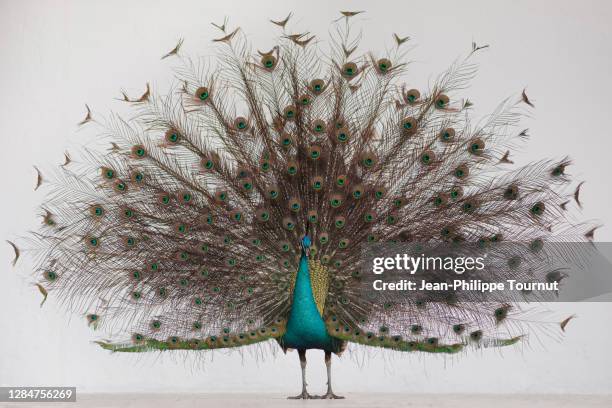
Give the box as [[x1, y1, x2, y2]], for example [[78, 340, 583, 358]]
[[196, 87, 210, 101], [102, 169, 115, 180], [133, 145, 146, 157], [342, 63, 357, 77], [166, 130, 179, 143], [204, 160, 214, 169], [435, 94, 449, 108]]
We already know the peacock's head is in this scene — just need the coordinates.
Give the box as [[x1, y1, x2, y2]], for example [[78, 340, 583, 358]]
[[301, 235, 312, 248]]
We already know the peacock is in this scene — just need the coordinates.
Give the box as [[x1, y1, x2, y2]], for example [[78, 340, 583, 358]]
[[11, 11, 598, 399]]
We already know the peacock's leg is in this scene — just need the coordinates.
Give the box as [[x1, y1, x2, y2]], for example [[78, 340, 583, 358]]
[[318, 351, 344, 399], [288, 349, 313, 399]]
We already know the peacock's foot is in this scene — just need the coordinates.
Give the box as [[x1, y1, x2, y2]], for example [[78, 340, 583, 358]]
[[287, 391, 315, 399], [317, 391, 345, 399]]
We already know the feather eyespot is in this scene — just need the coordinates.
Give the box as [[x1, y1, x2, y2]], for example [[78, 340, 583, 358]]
[[101, 167, 115, 180], [286, 161, 298, 175], [44, 271, 58, 281], [310, 79, 325, 94], [360, 152, 377, 168], [308, 145, 322, 160], [121, 206, 135, 219], [165, 129, 180, 144], [260, 160, 271, 172], [158, 193, 171, 205], [90, 205, 104, 217], [282, 217, 296, 231], [131, 170, 144, 183], [468, 138, 485, 155], [312, 119, 326, 134], [334, 216, 346, 229], [230, 209, 243, 222], [131, 144, 146, 158], [283, 105, 296, 120], [174, 223, 189, 234], [440, 127, 455, 142], [330, 193, 343, 208], [335, 127, 350, 143], [201, 157, 215, 170], [261, 54, 277, 70], [124, 237, 136, 248], [279, 241, 291, 252], [454, 164, 469, 179], [234, 117, 249, 131], [432, 193, 449, 207], [530, 202, 545, 216], [401, 117, 417, 134], [420, 149, 435, 165], [376, 58, 392, 73], [450, 186, 463, 200], [504, 185, 519, 200], [280, 133, 293, 148], [336, 175, 347, 187], [364, 211, 375, 222], [462, 199, 478, 213], [195, 87, 210, 102], [267, 185, 279, 199], [178, 191, 192, 204], [307, 210, 318, 223], [299, 94, 311, 106], [214, 190, 228, 203], [312, 176, 323, 191], [319, 232, 329, 244], [288, 198, 301, 212], [241, 177, 253, 192], [435, 94, 449, 109], [352, 184, 364, 199], [404, 89, 420, 104], [113, 180, 127, 193], [341, 62, 358, 79], [86, 236, 100, 248], [374, 186, 386, 199], [530, 238, 544, 252]]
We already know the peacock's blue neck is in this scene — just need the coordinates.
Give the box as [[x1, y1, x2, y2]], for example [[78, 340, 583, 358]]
[[281, 251, 336, 351]]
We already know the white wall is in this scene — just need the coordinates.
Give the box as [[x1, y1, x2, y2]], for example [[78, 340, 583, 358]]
[[1, 0, 611, 394]]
